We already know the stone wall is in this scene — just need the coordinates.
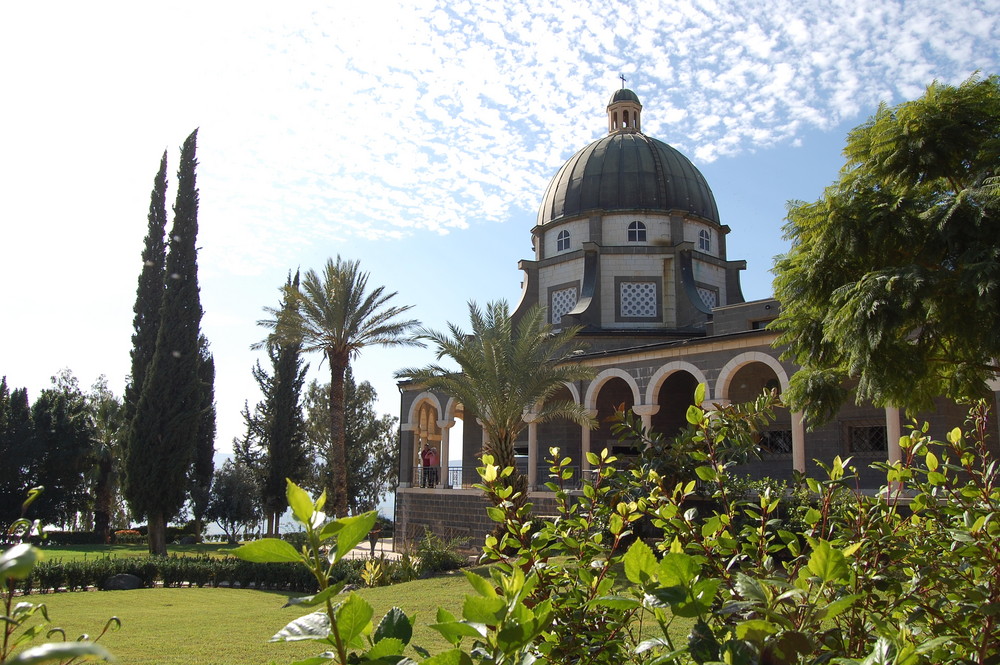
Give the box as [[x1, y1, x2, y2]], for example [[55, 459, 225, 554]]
[[394, 488, 568, 553]]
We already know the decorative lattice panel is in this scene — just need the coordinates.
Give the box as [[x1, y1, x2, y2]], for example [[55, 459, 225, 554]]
[[551, 287, 578, 324], [619, 282, 657, 317], [697, 287, 718, 309]]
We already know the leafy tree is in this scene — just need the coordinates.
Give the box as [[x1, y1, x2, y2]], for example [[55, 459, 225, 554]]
[[303, 369, 398, 515], [189, 335, 216, 541], [255, 256, 420, 517], [772, 74, 1000, 424], [205, 460, 261, 545], [28, 371, 96, 528], [395, 301, 594, 513], [0, 378, 33, 530], [125, 129, 207, 555], [87, 376, 127, 544]]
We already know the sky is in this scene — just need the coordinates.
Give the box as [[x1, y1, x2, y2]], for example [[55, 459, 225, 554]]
[[2, 0, 999, 464]]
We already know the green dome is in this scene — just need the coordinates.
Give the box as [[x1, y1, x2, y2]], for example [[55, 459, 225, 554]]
[[609, 88, 641, 104], [536, 132, 720, 226]]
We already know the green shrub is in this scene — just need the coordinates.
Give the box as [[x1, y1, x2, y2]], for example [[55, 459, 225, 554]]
[[414, 528, 467, 576]]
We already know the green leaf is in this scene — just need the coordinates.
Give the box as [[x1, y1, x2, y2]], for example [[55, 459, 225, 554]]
[[271, 611, 331, 642], [284, 582, 346, 607], [688, 619, 719, 662], [462, 595, 505, 624], [806, 539, 849, 583], [624, 539, 659, 584], [420, 648, 474, 665], [286, 480, 315, 526], [8, 641, 114, 664], [819, 594, 861, 621], [335, 593, 374, 645], [735, 574, 768, 604], [694, 383, 706, 405], [365, 637, 406, 660], [334, 512, 378, 561], [463, 570, 498, 598], [925, 451, 939, 472], [374, 607, 412, 644], [694, 466, 717, 482], [429, 621, 486, 646], [233, 538, 302, 563], [0, 544, 40, 580], [735, 618, 779, 643], [804, 508, 822, 525], [686, 404, 704, 425], [658, 552, 700, 587]]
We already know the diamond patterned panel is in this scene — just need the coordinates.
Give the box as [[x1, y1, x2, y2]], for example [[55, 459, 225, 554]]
[[697, 287, 718, 309], [619, 282, 657, 317], [551, 287, 578, 324]]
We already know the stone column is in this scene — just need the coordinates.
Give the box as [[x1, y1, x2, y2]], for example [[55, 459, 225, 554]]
[[581, 409, 599, 476], [523, 412, 539, 490], [631, 404, 660, 437], [437, 419, 455, 488], [399, 423, 417, 488], [791, 411, 806, 473], [885, 407, 902, 465]]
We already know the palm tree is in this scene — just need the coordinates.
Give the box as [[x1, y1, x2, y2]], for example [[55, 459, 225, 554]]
[[256, 256, 420, 517], [395, 300, 595, 500]]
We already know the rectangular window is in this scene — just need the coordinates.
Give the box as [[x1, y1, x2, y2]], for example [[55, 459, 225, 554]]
[[847, 425, 887, 453], [759, 430, 793, 455]]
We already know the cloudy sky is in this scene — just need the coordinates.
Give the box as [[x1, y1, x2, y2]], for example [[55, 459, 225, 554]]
[[2, 0, 998, 458]]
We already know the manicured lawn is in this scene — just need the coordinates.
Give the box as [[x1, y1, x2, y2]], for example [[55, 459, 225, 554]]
[[34, 542, 238, 561], [18, 572, 472, 664]]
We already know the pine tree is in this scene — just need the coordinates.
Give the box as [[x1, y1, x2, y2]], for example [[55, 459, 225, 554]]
[[126, 129, 205, 555]]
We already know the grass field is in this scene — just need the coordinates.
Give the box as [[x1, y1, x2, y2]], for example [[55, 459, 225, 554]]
[[33, 542, 238, 561], [17, 572, 472, 665]]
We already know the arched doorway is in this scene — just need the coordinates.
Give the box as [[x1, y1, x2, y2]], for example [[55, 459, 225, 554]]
[[725, 361, 793, 480], [651, 371, 700, 439], [535, 384, 584, 485], [592, 377, 637, 456]]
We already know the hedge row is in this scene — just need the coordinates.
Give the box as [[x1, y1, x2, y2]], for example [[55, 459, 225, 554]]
[[12, 555, 365, 594]]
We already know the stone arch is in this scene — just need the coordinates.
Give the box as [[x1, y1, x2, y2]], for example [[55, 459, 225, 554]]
[[715, 352, 789, 401], [584, 368, 641, 411], [645, 361, 709, 404], [586, 369, 641, 455], [443, 396, 464, 422], [404, 391, 444, 427]]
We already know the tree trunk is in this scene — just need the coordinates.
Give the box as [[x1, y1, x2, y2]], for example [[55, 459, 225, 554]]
[[148, 512, 167, 556], [328, 351, 349, 518]]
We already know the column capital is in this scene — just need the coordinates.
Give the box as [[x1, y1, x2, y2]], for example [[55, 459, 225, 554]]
[[436, 419, 456, 429], [632, 404, 659, 417]]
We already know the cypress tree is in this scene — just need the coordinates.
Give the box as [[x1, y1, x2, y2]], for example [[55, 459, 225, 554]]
[[261, 272, 309, 535], [190, 334, 216, 541], [123, 152, 168, 428], [127, 129, 204, 555], [122, 151, 168, 529], [0, 379, 34, 529]]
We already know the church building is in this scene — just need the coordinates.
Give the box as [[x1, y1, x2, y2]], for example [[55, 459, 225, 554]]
[[393, 87, 988, 549]]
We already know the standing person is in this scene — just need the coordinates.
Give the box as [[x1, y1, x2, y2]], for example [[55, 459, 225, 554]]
[[420, 443, 431, 487], [428, 445, 440, 487]]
